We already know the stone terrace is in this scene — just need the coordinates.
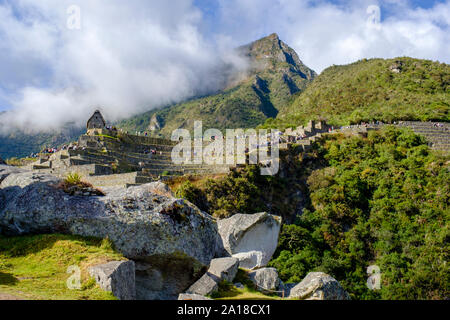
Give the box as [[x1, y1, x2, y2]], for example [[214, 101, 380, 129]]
[[22, 120, 449, 188]]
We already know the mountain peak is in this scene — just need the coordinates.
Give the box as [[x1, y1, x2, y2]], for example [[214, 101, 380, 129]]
[[266, 33, 280, 41], [239, 33, 317, 80]]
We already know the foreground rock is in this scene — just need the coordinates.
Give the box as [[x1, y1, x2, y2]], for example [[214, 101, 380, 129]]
[[249, 268, 280, 291], [208, 257, 239, 283], [185, 272, 220, 296], [89, 260, 136, 300], [217, 212, 281, 269], [0, 165, 24, 184], [289, 272, 351, 300], [185, 257, 239, 296], [232, 251, 263, 270], [0, 170, 222, 300]]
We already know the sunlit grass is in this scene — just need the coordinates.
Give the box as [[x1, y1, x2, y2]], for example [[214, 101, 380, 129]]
[[0, 234, 125, 300]]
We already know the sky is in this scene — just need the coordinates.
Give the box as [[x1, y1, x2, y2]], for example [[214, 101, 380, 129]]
[[0, 0, 448, 133]]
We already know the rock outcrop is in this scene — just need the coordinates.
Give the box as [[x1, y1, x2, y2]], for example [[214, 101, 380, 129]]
[[249, 267, 280, 291], [217, 212, 281, 269], [0, 169, 223, 300], [185, 257, 239, 296], [89, 260, 136, 300], [289, 272, 351, 300], [0, 165, 24, 184], [185, 272, 219, 296], [208, 257, 240, 283], [232, 251, 264, 270]]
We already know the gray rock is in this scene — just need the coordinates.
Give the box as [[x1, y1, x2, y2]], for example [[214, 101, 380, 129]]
[[134, 256, 205, 300], [146, 181, 174, 198], [208, 257, 239, 283], [0, 171, 219, 265], [234, 282, 244, 289], [232, 251, 263, 270], [218, 212, 281, 269], [289, 272, 351, 300], [178, 293, 212, 300], [186, 272, 219, 296], [0, 165, 24, 184], [89, 260, 136, 300], [279, 281, 297, 297], [0, 170, 222, 300], [249, 267, 280, 291], [183, 257, 239, 297]]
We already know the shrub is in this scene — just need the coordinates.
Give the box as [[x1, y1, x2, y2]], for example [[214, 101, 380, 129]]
[[270, 127, 450, 300]]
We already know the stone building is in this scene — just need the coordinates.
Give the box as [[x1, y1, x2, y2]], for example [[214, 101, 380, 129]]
[[87, 110, 106, 130]]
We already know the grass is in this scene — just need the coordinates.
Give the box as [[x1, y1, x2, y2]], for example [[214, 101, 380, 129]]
[[5, 157, 36, 167], [65, 172, 82, 185], [96, 134, 119, 141], [57, 173, 105, 196], [0, 234, 126, 300]]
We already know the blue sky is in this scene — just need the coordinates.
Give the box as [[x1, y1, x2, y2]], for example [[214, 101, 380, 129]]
[[0, 0, 449, 131]]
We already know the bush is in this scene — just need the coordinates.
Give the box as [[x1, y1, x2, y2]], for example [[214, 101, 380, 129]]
[[269, 127, 450, 300]]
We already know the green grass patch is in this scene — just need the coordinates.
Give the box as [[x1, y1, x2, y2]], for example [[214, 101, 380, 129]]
[[211, 269, 282, 300], [0, 234, 126, 300]]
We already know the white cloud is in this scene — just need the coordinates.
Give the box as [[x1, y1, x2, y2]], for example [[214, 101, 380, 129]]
[[215, 0, 450, 72], [0, 0, 248, 133], [0, 0, 448, 133]]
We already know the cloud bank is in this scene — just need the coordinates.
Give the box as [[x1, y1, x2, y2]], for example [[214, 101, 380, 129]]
[[0, 0, 248, 133], [0, 0, 448, 133]]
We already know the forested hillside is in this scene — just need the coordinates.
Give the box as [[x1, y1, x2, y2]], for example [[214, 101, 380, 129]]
[[264, 57, 449, 130]]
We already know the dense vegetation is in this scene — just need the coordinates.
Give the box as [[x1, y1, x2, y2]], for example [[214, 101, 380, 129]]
[[175, 127, 449, 300], [269, 127, 449, 299], [0, 234, 125, 300], [174, 150, 306, 222], [263, 57, 449, 130]]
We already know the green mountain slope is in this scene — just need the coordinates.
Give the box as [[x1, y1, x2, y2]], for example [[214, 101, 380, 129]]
[[0, 127, 83, 159], [264, 57, 449, 130], [117, 33, 316, 136]]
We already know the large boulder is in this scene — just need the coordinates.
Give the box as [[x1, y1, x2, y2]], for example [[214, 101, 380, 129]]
[[185, 272, 219, 296], [232, 251, 263, 270], [208, 257, 239, 283], [0, 165, 24, 184], [0, 170, 221, 300], [185, 257, 239, 296], [217, 212, 281, 269], [249, 267, 280, 291], [89, 260, 136, 300], [289, 272, 351, 300]]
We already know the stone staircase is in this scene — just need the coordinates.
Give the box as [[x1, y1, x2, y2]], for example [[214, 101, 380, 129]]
[[395, 121, 450, 152], [24, 131, 234, 187]]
